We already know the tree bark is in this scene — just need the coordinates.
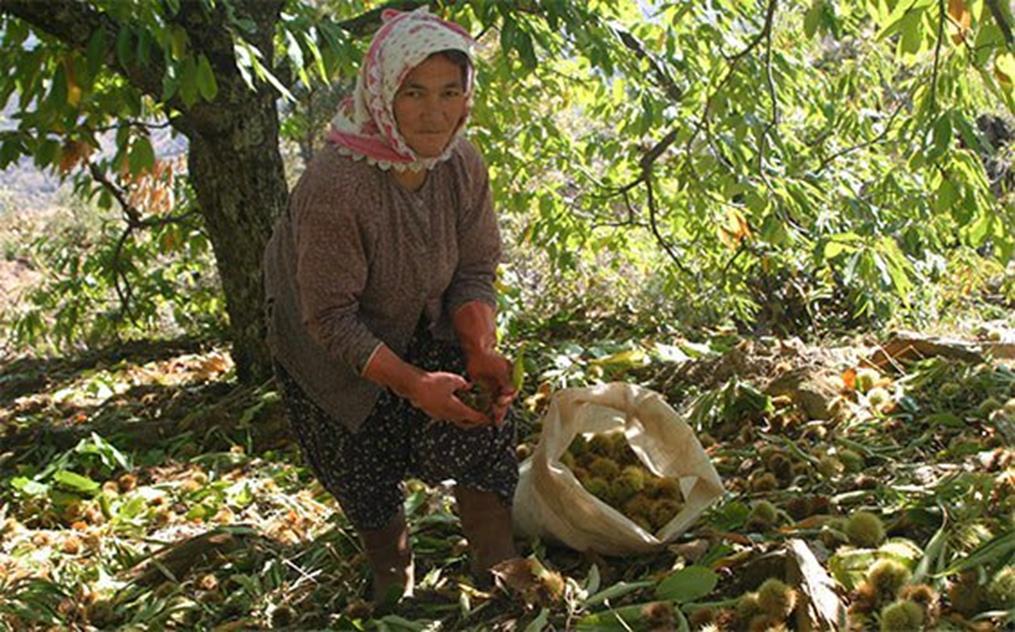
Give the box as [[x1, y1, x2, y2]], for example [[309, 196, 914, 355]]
[[0, 0, 287, 382]]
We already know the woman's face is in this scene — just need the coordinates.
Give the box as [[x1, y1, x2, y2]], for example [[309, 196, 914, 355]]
[[393, 54, 467, 158]]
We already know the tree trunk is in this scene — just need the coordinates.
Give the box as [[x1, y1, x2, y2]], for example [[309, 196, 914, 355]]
[[185, 100, 287, 382]]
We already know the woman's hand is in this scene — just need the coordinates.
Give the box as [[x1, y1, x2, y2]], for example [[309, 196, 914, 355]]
[[465, 350, 517, 426], [407, 371, 489, 428]]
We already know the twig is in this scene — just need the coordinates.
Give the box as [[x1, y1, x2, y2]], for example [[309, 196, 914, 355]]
[[757, 0, 780, 179], [86, 162, 198, 320], [644, 174, 696, 281], [815, 101, 905, 174]]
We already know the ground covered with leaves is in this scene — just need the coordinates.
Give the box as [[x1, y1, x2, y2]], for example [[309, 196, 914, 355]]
[[1, 322, 1013, 631]]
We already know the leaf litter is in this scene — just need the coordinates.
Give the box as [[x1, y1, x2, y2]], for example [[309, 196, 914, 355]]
[[0, 326, 1012, 630]]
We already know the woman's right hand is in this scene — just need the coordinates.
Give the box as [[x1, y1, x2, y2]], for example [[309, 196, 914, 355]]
[[408, 371, 489, 428]]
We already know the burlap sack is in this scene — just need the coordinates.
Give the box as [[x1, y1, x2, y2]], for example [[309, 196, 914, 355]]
[[512, 382, 724, 555]]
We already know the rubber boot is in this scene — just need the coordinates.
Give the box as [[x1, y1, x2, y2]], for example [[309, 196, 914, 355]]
[[454, 487, 518, 588], [360, 508, 414, 607]]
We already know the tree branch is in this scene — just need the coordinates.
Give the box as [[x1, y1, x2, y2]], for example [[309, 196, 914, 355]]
[[984, 0, 1014, 48], [0, 0, 182, 112], [87, 162, 198, 320]]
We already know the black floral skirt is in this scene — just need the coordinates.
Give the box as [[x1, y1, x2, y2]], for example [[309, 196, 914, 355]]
[[273, 320, 518, 531]]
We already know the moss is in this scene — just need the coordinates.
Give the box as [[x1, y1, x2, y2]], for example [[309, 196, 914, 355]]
[[757, 578, 797, 618], [845, 511, 885, 547], [878, 600, 924, 632]]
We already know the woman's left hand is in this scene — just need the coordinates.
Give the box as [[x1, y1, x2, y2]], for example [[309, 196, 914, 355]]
[[465, 350, 517, 426]]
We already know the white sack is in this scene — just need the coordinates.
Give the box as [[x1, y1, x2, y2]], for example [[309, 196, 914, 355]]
[[513, 382, 724, 556]]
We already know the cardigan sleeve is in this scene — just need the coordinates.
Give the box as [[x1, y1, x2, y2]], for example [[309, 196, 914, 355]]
[[291, 173, 383, 375], [445, 141, 501, 313]]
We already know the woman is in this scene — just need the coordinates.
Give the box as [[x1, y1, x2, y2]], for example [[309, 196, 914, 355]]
[[262, 7, 519, 604]]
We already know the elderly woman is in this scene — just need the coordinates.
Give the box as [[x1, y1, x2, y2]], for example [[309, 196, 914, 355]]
[[262, 8, 518, 604]]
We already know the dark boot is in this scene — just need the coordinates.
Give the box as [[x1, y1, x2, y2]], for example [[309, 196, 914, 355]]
[[359, 509, 413, 607], [454, 487, 518, 588]]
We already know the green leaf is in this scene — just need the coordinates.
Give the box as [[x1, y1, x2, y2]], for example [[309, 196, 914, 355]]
[[804, 0, 824, 38], [585, 580, 654, 607], [53, 470, 100, 494], [11, 476, 50, 496], [128, 137, 155, 175], [116, 26, 133, 69], [655, 566, 718, 603], [196, 54, 218, 101], [86, 29, 107, 78], [178, 57, 199, 107], [930, 113, 952, 157]]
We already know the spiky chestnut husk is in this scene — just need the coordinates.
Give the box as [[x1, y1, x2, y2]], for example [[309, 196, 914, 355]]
[[587, 434, 613, 456], [584, 477, 610, 501], [620, 465, 647, 490], [866, 559, 911, 601], [749, 471, 779, 492], [609, 477, 640, 505], [641, 601, 675, 627], [899, 584, 940, 624], [817, 455, 844, 478], [855, 367, 880, 392], [976, 397, 1002, 418], [786, 496, 811, 520], [688, 607, 715, 628], [878, 600, 924, 632], [747, 500, 779, 529], [568, 434, 589, 456], [571, 467, 589, 484], [757, 578, 797, 618], [810, 495, 831, 514], [736, 592, 763, 620], [649, 499, 682, 530], [623, 493, 654, 517], [939, 382, 961, 399], [648, 476, 681, 500], [748, 614, 787, 632], [559, 451, 576, 469], [985, 566, 1015, 610], [947, 576, 982, 616], [588, 456, 620, 479], [867, 387, 892, 408], [845, 511, 885, 547], [838, 449, 864, 473], [768, 453, 793, 482]]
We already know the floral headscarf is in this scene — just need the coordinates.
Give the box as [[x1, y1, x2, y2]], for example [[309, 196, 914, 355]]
[[326, 7, 477, 172]]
